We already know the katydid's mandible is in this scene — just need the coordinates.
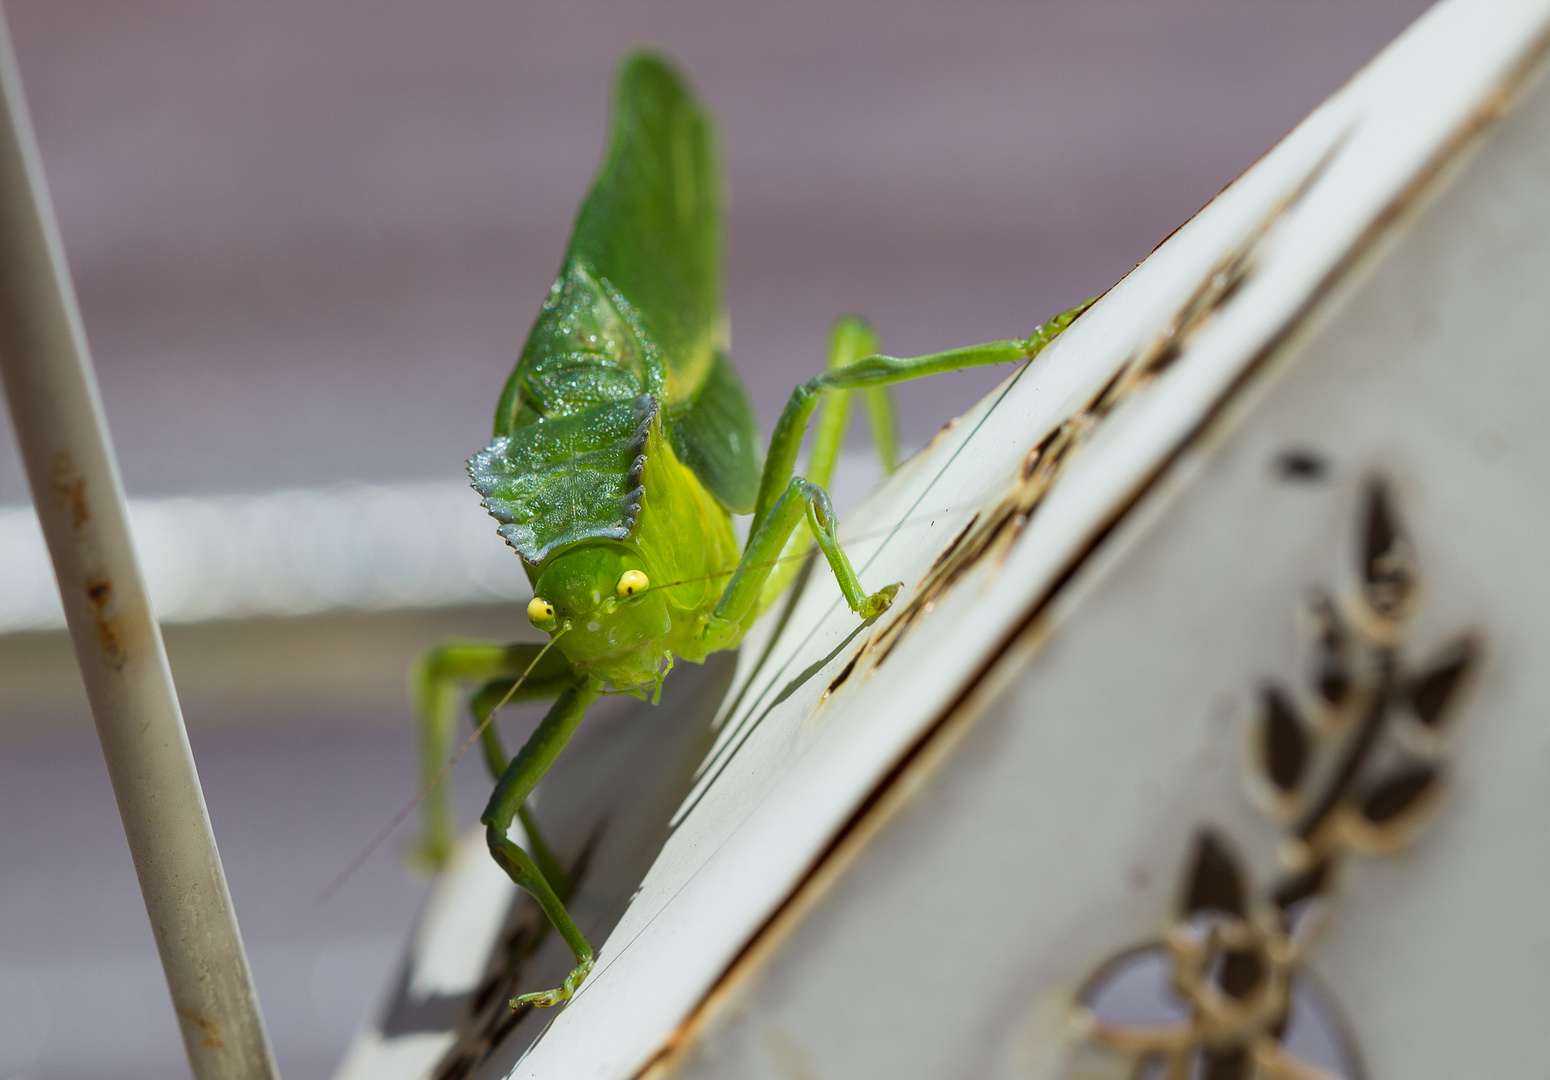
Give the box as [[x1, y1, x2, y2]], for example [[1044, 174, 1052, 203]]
[[410, 52, 1090, 1009]]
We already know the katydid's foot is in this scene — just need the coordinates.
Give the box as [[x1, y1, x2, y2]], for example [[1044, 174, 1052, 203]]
[[511, 956, 595, 1009], [860, 582, 902, 620]]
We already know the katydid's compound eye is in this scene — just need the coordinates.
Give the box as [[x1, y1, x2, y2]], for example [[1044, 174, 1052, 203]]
[[527, 597, 556, 627], [617, 570, 649, 598]]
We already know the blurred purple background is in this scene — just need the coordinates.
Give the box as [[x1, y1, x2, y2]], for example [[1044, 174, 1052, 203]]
[[0, 3, 1433, 1078]]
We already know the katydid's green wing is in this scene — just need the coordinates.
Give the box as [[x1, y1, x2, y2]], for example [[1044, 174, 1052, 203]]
[[493, 52, 713, 437], [573, 51, 759, 513], [571, 53, 721, 391], [667, 348, 759, 514], [487, 51, 759, 535]]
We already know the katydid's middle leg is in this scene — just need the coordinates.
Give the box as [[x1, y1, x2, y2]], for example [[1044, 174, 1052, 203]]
[[482, 676, 604, 1008]]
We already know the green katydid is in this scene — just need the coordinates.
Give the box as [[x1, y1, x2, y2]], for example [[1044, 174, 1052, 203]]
[[409, 51, 1089, 1009]]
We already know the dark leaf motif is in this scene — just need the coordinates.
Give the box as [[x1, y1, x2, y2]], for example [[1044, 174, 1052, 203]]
[[1360, 764, 1439, 824], [1360, 480, 1416, 618], [1260, 686, 1309, 794], [1404, 636, 1478, 727], [1183, 830, 1247, 917], [1308, 591, 1351, 706]]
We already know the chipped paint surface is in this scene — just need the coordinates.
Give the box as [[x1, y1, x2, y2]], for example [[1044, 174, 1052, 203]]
[[44, 451, 134, 669], [82, 574, 125, 667]]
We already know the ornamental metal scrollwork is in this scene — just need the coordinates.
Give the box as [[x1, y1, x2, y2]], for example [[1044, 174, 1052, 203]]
[[1066, 479, 1479, 1080]]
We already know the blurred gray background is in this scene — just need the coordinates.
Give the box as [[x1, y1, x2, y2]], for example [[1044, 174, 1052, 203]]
[[0, 3, 1433, 1078]]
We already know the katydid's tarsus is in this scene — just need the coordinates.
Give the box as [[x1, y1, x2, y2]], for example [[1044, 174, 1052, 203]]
[[409, 52, 1090, 1009]]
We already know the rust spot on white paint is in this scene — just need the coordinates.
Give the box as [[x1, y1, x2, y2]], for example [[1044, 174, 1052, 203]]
[[83, 574, 125, 668], [51, 450, 89, 529], [178, 1008, 225, 1050]]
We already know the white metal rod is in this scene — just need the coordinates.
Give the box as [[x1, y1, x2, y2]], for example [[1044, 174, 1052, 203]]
[[0, 9, 280, 1080]]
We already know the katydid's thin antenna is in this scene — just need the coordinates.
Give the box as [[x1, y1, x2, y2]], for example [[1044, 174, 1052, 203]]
[[317, 629, 568, 904]]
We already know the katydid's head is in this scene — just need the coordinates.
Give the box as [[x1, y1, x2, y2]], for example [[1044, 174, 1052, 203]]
[[527, 543, 672, 690]]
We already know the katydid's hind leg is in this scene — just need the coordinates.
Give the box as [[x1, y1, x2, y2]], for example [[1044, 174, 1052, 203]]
[[407, 641, 568, 872], [823, 315, 900, 477], [481, 677, 604, 1008], [706, 476, 901, 650], [803, 316, 876, 492], [861, 384, 898, 475], [408, 642, 500, 871], [468, 677, 514, 780]]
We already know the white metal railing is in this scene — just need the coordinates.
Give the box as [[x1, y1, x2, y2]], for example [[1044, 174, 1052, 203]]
[[0, 455, 890, 634], [0, 480, 530, 633]]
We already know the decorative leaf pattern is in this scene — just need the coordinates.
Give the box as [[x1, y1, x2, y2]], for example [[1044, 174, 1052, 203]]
[[1404, 637, 1478, 727], [1360, 764, 1438, 825], [1309, 591, 1351, 707], [1360, 479, 1417, 620], [1070, 478, 1479, 1080], [1260, 686, 1309, 796], [1183, 830, 1247, 917]]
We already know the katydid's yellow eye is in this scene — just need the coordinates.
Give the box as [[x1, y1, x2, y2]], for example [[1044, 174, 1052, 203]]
[[527, 596, 556, 627], [617, 569, 649, 598]]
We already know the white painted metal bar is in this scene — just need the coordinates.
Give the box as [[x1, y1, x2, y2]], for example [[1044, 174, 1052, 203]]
[[0, 8, 279, 1080]]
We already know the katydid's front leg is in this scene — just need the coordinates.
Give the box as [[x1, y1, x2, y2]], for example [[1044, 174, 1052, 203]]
[[408, 641, 573, 872], [703, 477, 902, 652], [482, 676, 604, 1008], [467, 676, 571, 898], [717, 301, 1095, 645]]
